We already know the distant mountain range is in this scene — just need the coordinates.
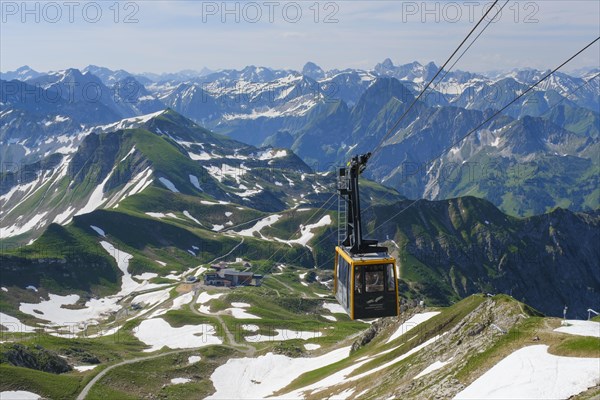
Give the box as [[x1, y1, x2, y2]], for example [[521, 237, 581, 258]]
[[1, 61, 598, 219]]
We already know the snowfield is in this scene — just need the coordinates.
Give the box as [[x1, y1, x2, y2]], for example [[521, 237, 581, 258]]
[[206, 346, 351, 399], [19, 293, 116, 328], [453, 345, 600, 400], [554, 319, 600, 338], [53, 206, 76, 225], [131, 287, 172, 309], [134, 318, 222, 352], [18, 242, 165, 332], [255, 148, 288, 160]]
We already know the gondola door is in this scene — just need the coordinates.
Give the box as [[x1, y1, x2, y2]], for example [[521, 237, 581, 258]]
[[334, 248, 351, 315]]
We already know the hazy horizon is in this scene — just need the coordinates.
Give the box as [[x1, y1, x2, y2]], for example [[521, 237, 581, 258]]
[[2, 1, 599, 75], [2, 60, 599, 78]]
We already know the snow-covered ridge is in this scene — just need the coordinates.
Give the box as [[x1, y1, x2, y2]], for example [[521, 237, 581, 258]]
[[83, 110, 166, 134]]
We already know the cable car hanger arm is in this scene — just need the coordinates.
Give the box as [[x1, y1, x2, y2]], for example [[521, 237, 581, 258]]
[[339, 152, 388, 255]]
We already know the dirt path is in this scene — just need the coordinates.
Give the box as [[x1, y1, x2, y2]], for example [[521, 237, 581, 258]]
[[76, 349, 190, 400]]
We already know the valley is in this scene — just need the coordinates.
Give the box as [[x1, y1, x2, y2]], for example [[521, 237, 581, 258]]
[[1, 62, 599, 399]]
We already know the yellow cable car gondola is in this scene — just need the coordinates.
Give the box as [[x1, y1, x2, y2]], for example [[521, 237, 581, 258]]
[[334, 153, 400, 319]]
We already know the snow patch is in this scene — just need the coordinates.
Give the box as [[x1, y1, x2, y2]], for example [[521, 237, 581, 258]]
[[120, 146, 136, 163], [197, 292, 224, 304], [135, 318, 222, 352], [414, 358, 453, 379], [90, 225, 106, 237], [246, 329, 322, 343], [322, 303, 346, 314], [206, 346, 350, 399], [255, 149, 288, 160], [0, 391, 42, 400], [74, 365, 98, 372], [0, 312, 37, 333], [19, 242, 164, 330], [283, 333, 446, 398], [274, 215, 331, 248], [236, 215, 281, 238], [554, 320, 600, 338], [133, 272, 158, 281], [189, 151, 212, 160], [227, 308, 261, 320], [171, 377, 192, 385], [201, 200, 231, 205], [183, 210, 202, 225], [53, 206, 76, 225], [454, 345, 600, 400], [159, 177, 179, 193], [0, 211, 49, 238], [304, 343, 321, 350], [76, 163, 120, 216], [188, 355, 202, 364], [189, 174, 202, 191]]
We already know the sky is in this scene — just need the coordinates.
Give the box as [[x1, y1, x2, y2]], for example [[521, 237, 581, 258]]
[[1, 0, 599, 74]]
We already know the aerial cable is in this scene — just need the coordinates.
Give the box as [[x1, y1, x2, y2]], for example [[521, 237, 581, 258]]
[[430, 36, 600, 163], [369, 0, 501, 159], [424, 0, 510, 102], [362, 38, 600, 236]]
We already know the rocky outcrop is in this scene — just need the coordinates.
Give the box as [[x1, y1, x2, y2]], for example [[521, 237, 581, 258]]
[[1, 344, 72, 374]]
